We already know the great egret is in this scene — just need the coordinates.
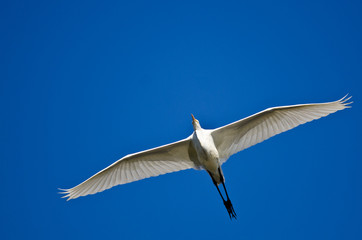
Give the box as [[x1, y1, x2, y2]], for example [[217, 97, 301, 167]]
[[61, 96, 352, 219]]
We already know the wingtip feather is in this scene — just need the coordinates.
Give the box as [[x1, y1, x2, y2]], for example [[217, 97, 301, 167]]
[[338, 94, 353, 108], [58, 188, 74, 201]]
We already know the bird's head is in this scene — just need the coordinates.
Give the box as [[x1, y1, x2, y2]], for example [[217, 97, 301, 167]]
[[191, 114, 201, 130]]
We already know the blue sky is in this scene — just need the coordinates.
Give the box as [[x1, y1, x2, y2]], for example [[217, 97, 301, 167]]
[[1, 0, 361, 239]]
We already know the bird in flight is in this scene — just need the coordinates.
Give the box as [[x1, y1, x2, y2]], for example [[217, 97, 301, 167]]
[[61, 96, 351, 219]]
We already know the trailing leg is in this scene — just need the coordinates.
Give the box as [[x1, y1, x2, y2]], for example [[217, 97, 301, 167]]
[[218, 168, 237, 219], [208, 169, 237, 220]]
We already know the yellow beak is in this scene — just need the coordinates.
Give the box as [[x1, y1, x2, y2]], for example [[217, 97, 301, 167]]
[[191, 114, 196, 122]]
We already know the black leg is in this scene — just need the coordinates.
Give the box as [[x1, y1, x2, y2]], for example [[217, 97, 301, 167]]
[[208, 171, 226, 201], [221, 181, 237, 219], [215, 183, 226, 202], [208, 169, 237, 220], [217, 167, 237, 219]]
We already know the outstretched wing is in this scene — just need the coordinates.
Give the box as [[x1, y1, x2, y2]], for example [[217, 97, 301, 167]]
[[60, 138, 195, 200], [211, 96, 352, 162]]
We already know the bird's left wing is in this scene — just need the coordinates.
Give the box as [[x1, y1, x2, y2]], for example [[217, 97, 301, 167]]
[[211, 96, 352, 163], [60, 138, 195, 200]]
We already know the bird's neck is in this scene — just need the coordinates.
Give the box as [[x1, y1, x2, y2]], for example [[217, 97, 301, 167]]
[[193, 124, 202, 131]]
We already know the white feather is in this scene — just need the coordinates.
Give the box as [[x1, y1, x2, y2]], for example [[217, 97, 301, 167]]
[[211, 95, 352, 162]]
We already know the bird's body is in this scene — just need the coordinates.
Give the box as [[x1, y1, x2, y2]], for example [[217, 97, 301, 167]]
[[61, 96, 352, 219], [190, 124, 237, 218], [192, 129, 221, 182]]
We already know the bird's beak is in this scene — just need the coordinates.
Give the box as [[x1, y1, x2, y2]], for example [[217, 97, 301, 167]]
[[191, 114, 196, 122]]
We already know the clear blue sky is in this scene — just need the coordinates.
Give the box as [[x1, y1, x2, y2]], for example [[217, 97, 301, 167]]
[[1, 0, 361, 239]]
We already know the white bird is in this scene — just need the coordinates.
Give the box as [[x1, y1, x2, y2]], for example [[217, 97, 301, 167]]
[[61, 96, 352, 219]]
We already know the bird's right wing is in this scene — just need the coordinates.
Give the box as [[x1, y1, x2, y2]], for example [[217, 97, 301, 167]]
[[211, 96, 352, 163], [60, 137, 195, 200]]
